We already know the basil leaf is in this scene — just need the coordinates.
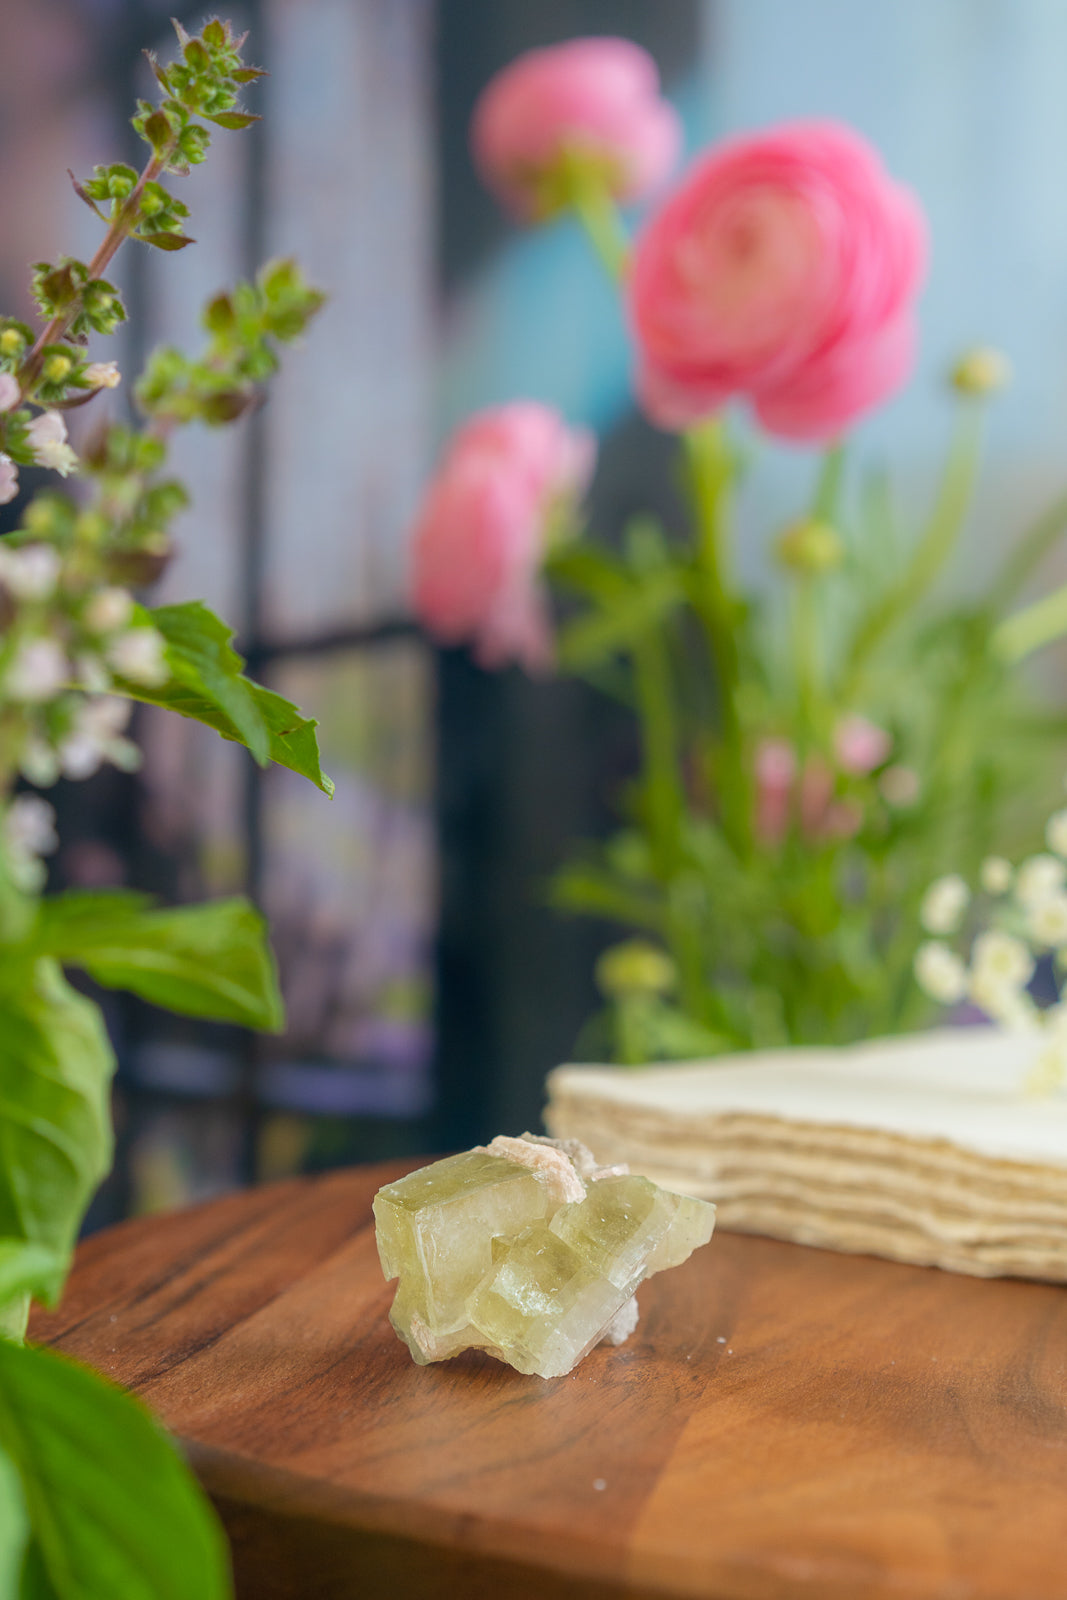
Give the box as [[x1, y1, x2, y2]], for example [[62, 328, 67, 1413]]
[[30, 892, 284, 1033], [117, 600, 333, 794], [0, 1243, 68, 1315], [0, 1447, 28, 1598], [0, 962, 114, 1262], [0, 1341, 231, 1600]]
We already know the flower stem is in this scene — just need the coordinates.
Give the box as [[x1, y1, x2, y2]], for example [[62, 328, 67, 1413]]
[[17, 149, 168, 399], [812, 439, 845, 520], [561, 163, 630, 281], [993, 581, 1067, 663], [993, 488, 1067, 609], [842, 400, 984, 700], [792, 574, 821, 742], [682, 419, 748, 848]]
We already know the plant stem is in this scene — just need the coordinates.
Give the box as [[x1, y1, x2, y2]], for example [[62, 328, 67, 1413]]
[[812, 440, 845, 520], [994, 488, 1067, 609], [565, 170, 630, 282], [993, 581, 1067, 663], [792, 574, 821, 743], [841, 400, 985, 700], [632, 629, 682, 876], [630, 620, 711, 1019], [17, 150, 168, 397], [682, 419, 748, 848]]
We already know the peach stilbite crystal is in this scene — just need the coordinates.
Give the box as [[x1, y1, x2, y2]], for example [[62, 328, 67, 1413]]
[[373, 1134, 715, 1379]]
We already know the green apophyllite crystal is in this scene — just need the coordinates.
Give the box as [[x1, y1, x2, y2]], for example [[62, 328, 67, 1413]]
[[373, 1135, 715, 1378]]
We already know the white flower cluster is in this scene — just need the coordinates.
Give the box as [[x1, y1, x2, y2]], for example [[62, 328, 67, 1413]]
[[0, 537, 168, 785], [2, 794, 58, 892], [914, 795, 1067, 1089]]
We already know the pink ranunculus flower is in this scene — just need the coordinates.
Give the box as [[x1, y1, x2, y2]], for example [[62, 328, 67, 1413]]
[[834, 713, 892, 776], [471, 38, 681, 220], [629, 120, 927, 441], [409, 402, 596, 672]]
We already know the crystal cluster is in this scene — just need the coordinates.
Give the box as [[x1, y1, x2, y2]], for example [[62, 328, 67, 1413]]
[[373, 1134, 715, 1378]]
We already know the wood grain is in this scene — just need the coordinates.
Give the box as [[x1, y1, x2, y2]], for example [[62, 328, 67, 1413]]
[[31, 1159, 1067, 1600]]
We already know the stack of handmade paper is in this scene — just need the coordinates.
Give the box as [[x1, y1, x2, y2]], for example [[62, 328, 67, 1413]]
[[545, 1027, 1067, 1282]]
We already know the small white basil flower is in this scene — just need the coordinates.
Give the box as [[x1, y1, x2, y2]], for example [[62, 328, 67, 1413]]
[[26, 410, 78, 476], [5, 794, 58, 858], [59, 696, 136, 780], [83, 586, 134, 634], [0, 543, 62, 602], [83, 361, 121, 389], [0, 454, 18, 506], [4, 636, 68, 702], [106, 626, 168, 687], [0, 373, 19, 413], [920, 874, 970, 935]]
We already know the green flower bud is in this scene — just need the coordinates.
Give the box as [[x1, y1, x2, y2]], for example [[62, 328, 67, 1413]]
[[0, 329, 24, 359], [951, 347, 1011, 397], [775, 517, 844, 575], [596, 940, 677, 1000], [43, 353, 73, 384]]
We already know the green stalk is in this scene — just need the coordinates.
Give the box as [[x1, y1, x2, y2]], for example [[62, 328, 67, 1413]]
[[631, 629, 682, 875], [842, 400, 985, 698], [682, 419, 748, 848], [812, 440, 846, 521], [17, 146, 171, 400], [993, 581, 1067, 663], [567, 173, 630, 281], [792, 574, 821, 744], [994, 489, 1067, 609], [630, 627, 711, 1020]]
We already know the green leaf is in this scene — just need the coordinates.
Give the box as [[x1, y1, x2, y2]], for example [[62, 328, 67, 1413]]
[[0, 1243, 68, 1315], [205, 111, 261, 129], [136, 232, 196, 251], [119, 601, 334, 795], [0, 1447, 28, 1598], [252, 683, 335, 797], [549, 862, 665, 933], [30, 892, 284, 1033], [556, 569, 683, 673], [0, 1341, 232, 1600], [0, 962, 114, 1262], [140, 601, 271, 764]]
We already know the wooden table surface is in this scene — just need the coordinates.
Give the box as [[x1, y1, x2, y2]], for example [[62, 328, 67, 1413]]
[[31, 1158, 1067, 1600]]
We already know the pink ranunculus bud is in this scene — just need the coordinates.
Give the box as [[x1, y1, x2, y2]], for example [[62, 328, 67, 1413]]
[[471, 38, 682, 221], [629, 120, 927, 441], [753, 737, 797, 845], [800, 757, 864, 842], [834, 713, 892, 776], [0, 373, 20, 413], [409, 402, 596, 672]]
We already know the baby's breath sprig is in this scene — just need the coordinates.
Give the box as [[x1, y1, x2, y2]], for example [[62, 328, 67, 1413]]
[[915, 787, 1067, 1089]]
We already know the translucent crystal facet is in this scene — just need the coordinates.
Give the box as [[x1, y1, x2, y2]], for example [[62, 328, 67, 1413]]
[[374, 1135, 715, 1378]]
